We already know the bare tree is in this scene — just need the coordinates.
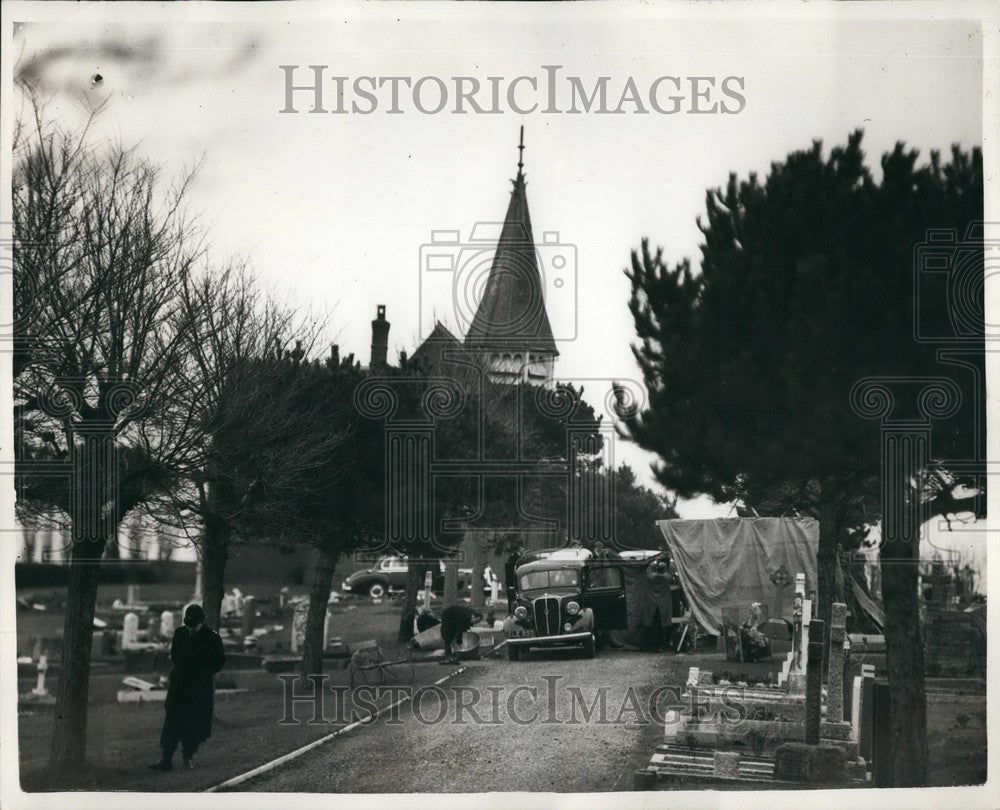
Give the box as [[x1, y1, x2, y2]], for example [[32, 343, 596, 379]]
[[145, 266, 347, 629], [14, 105, 201, 770]]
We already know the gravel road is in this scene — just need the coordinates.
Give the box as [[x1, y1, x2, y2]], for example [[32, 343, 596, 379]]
[[233, 649, 678, 793]]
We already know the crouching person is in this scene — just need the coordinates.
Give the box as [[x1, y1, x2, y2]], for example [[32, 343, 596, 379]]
[[439, 604, 482, 659], [149, 603, 226, 771]]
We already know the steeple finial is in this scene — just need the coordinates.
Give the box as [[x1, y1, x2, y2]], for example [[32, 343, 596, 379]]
[[517, 125, 525, 177]]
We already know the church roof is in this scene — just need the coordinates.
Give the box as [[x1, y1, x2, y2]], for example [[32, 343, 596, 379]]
[[463, 134, 559, 358], [411, 321, 473, 378]]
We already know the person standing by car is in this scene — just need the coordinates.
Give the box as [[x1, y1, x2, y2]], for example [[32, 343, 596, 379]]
[[440, 604, 482, 658], [504, 546, 522, 612], [149, 603, 226, 771]]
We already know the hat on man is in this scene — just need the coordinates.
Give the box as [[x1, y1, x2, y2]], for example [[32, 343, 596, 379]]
[[183, 603, 205, 628]]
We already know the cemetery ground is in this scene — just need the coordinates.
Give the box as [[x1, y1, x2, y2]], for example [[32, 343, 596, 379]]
[[15, 582, 987, 793]]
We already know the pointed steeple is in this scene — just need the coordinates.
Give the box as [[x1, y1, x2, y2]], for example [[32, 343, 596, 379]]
[[464, 129, 559, 360]]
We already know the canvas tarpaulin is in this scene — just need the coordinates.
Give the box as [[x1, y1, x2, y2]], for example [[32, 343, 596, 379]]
[[656, 517, 819, 635]]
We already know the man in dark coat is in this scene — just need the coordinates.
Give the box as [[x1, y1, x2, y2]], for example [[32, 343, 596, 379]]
[[439, 604, 482, 658], [149, 603, 226, 771]]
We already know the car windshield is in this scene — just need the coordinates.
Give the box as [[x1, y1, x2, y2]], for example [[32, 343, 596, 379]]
[[519, 569, 579, 591]]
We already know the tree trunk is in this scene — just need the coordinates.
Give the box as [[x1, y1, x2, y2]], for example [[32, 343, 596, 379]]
[[302, 547, 338, 677], [815, 494, 842, 633], [50, 538, 105, 770], [470, 537, 486, 611], [397, 561, 429, 643], [879, 539, 928, 786], [201, 515, 230, 630]]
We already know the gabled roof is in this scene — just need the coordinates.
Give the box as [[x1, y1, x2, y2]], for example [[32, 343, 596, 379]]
[[412, 321, 473, 377], [463, 149, 559, 357]]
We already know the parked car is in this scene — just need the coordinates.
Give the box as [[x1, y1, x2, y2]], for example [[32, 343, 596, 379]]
[[503, 547, 629, 660], [341, 555, 503, 599]]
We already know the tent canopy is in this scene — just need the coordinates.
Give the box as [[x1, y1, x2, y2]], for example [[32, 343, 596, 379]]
[[656, 517, 819, 635]]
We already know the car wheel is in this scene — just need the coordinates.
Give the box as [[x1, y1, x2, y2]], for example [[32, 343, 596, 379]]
[[582, 634, 596, 659], [368, 582, 387, 599], [507, 644, 521, 661]]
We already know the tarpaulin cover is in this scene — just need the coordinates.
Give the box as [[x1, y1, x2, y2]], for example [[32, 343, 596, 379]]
[[656, 518, 819, 635]]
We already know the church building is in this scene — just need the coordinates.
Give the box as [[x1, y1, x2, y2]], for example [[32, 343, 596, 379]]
[[369, 129, 559, 387]]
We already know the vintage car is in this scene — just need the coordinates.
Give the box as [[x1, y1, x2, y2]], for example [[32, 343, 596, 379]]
[[341, 555, 502, 599], [503, 548, 630, 660]]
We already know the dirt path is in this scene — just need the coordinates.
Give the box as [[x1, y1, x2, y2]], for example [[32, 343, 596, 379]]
[[232, 649, 676, 793]]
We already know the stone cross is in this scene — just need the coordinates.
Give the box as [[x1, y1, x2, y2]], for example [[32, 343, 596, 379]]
[[805, 619, 825, 744], [122, 612, 140, 648], [160, 609, 175, 639], [826, 602, 849, 722], [241, 596, 256, 638], [32, 655, 49, 696]]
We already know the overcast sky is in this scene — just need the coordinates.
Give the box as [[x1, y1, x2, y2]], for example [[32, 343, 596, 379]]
[[11, 4, 986, 519]]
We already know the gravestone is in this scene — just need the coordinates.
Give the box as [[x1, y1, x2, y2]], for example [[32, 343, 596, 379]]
[[126, 584, 139, 606], [858, 665, 876, 765], [827, 603, 849, 723], [805, 619, 825, 744], [850, 676, 863, 743], [148, 615, 160, 642], [241, 596, 256, 637], [160, 609, 175, 639], [774, 742, 846, 783], [122, 612, 140, 649], [422, 571, 434, 610], [787, 597, 811, 694], [32, 655, 49, 697], [290, 603, 309, 654], [871, 679, 893, 787]]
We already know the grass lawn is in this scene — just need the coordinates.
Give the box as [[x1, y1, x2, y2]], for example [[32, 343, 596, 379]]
[[18, 600, 469, 792]]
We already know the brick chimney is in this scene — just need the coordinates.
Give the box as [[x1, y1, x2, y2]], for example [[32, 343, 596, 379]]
[[370, 305, 390, 368]]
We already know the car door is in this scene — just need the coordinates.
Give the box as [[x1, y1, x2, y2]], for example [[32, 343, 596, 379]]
[[386, 557, 409, 589], [582, 562, 628, 631]]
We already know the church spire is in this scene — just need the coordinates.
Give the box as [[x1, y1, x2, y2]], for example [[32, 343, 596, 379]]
[[516, 125, 525, 180], [463, 128, 559, 364]]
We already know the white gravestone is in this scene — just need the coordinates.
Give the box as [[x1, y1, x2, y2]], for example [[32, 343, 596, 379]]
[[422, 571, 434, 610], [122, 612, 141, 649], [32, 655, 49, 696], [851, 675, 863, 743], [160, 610, 175, 639], [291, 603, 309, 654]]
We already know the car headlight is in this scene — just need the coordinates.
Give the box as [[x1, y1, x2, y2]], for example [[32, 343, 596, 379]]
[[564, 622, 573, 632], [566, 601, 580, 616], [514, 605, 528, 620]]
